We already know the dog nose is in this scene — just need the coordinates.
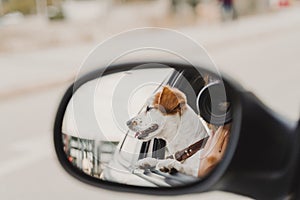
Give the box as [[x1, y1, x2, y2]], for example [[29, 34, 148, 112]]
[[126, 120, 132, 126], [127, 119, 138, 126]]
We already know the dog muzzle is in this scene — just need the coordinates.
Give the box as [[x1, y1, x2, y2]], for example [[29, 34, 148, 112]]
[[134, 124, 159, 139]]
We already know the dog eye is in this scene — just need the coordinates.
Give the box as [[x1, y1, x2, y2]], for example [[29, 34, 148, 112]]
[[146, 106, 153, 112]]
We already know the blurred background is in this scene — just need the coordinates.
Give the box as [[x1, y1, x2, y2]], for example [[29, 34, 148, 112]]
[[0, 0, 299, 199], [0, 0, 297, 53]]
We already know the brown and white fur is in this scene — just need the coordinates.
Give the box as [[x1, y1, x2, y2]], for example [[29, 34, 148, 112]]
[[127, 86, 210, 177]]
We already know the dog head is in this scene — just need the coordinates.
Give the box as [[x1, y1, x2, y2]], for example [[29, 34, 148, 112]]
[[126, 86, 187, 141]]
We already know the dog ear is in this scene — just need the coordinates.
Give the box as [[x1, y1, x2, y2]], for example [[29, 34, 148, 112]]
[[155, 86, 186, 114]]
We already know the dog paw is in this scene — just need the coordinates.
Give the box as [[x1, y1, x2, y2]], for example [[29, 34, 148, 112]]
[[157, 159, 183, 173], [136, 157, 158, 169]]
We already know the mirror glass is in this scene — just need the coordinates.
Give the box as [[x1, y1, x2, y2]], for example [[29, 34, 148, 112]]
[[61, 65, 232, 187]]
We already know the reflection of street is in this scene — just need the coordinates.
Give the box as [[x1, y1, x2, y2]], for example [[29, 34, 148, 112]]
[[62, 133, 118, 178]]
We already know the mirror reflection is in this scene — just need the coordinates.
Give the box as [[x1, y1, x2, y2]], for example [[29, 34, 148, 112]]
[[61, 66, 232, 187]]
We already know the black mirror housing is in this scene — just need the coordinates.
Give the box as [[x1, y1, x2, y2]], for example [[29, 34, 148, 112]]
[[53, 62, 299, 199]]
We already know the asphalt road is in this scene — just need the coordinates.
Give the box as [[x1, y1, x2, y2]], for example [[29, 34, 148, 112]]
[[0, 7, 300, 200]]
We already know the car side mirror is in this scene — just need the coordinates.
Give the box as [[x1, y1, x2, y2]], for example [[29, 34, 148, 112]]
[[55, 62, 238, 184], [53, 29, 299, 199]]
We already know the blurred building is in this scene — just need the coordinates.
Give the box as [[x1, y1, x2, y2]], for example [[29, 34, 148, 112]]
[[63, 133, 119, 177]]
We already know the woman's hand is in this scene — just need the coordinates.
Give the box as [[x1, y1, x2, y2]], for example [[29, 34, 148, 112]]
[[198, 125, 230, 177]]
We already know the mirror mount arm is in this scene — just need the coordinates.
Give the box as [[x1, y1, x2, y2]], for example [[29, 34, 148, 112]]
[[218, 91, 299, 199], [291, 119, 300, 199]]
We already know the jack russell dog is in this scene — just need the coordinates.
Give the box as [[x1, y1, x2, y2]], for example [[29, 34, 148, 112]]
[[127, 85, 216, 177]]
